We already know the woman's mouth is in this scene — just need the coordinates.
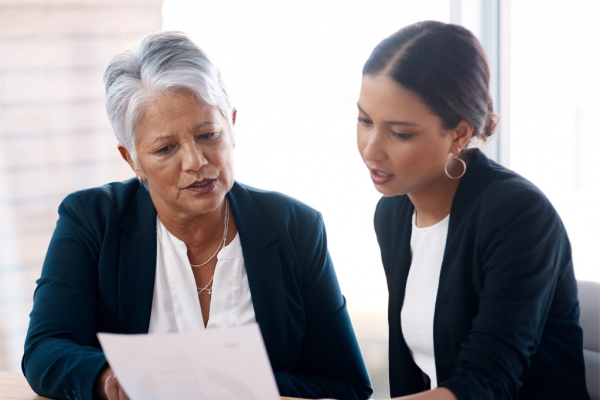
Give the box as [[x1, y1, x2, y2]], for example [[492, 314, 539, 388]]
[[184, 179, 217, 194], [369, 168, 394, 185]]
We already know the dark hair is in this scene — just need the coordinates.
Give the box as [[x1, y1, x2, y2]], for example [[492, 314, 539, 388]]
[[363, 21, 498, 140]]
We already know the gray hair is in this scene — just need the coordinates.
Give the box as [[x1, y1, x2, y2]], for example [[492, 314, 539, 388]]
[[103, 31, 233, 164]]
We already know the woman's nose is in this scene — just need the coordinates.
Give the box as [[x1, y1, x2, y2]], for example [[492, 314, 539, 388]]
[[361, 130, 387, 162], [180, 142, 207, 172]]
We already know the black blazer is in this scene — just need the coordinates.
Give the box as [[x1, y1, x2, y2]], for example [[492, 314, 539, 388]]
[[375, 149, 589, 400], [23, 180, 372, 400]]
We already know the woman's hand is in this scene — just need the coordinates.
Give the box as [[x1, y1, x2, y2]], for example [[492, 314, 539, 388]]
[[104, 372, 130, 400], [398, 387, 458, 400], [94, 366, 130, 400]]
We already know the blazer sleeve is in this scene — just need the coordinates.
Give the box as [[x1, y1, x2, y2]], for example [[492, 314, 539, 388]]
[[22, 193, 108, 400], [274, 213, 373, 400], [440, 187, 575, 399]]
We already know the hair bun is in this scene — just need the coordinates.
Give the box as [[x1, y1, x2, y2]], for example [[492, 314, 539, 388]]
[[483, 100, 499, 138]]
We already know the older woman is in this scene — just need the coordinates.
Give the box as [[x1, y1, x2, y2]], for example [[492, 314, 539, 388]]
[[22, 32, 372, 400]]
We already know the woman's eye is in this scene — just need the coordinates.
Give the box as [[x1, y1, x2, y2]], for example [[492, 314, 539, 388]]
[[392, 132, 414, 140], [156, 145, 173, 154], [357, 116, 373, 125], [197, 132, 218, 141]]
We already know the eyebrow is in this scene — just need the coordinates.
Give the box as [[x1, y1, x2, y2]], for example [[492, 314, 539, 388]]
[[149, 121, 216, 144], [357, 103, 418, 127], [193, 121, 215, 130]]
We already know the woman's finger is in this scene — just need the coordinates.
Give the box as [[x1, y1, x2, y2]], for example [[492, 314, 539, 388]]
[[105, 374, 120, 400], [111, 375, 130, 400]]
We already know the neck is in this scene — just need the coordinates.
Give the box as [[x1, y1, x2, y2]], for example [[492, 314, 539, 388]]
[[408, 177, 460, 228], [409, 152, 471, 228], [153, 195, 227, 253]]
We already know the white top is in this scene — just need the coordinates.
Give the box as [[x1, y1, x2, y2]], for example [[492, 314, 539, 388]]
[[148, 217, 256, 333], [401, 212, 450, 389]]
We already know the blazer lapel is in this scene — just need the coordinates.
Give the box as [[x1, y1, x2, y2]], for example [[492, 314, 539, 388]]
[[389, 199, 414, 326], [227, 182, 287, 368], [388, 199, 427, 393], [117, 183, 158, 334], [113, 180, 287, 362], [435, 149, 495, 379], [446, 149, 494, 233]]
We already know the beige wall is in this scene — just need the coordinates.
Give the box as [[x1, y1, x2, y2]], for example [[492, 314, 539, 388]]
[[0, 0, 163, 372]]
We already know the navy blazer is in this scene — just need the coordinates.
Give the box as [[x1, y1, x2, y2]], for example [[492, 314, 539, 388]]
[[375, 149, 589, 400], [23, 180, 372, 400]]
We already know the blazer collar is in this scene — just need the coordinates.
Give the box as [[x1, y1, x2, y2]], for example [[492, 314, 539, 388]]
[[227, 182, 287, 368], [227, 182, 279, 248], [118, 181, 157, 238], [116, 181, 288, 365], [390, 149, 496, 318], [388, 149, 497, 391], [117, 182, 158, 334], [447, 148, 495, 233]]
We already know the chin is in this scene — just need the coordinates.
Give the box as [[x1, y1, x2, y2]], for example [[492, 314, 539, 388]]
[[196, 195, 223, 210], [374, 182, 410, 197], [375, 186, 400, 197]]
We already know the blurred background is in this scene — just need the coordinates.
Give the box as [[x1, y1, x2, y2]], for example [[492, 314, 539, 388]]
[[1, 0, 599, 398]]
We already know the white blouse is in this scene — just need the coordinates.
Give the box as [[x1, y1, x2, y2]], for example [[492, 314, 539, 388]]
[[148, 217, 256, 333], [401, 212, 450, 389]]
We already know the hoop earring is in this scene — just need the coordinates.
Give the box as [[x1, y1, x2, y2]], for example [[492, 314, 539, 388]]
[[444, 147, 466, 179]]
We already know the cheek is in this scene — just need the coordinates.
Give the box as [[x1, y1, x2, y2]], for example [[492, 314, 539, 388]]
[[142, 155, 182, 185], [388, 141, 444, 177], [211, 147, 235, 176], [390, 148, 421, 176]]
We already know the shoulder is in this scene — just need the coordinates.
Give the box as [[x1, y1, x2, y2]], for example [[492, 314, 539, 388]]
[[465, 149, 544, 197], [236, 182, 322, 227], [471, 157, 556, 221], [59, 178, 142, 226], [231, 183, 327, 268], [461, 153, 563, 241], [50, 178, 143, 257]]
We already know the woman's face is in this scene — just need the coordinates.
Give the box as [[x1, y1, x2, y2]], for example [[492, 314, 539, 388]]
[[121, 90, 235, 219], [357, 74, 464, 197]]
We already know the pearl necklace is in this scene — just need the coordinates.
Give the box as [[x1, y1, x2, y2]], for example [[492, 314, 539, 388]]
[[191, 200, 229, 295]]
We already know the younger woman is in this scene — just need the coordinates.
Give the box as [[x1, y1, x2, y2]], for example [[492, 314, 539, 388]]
[[357, 21, 589, 400]]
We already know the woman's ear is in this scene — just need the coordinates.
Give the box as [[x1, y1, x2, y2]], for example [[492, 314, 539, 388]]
[[452, 120, 474, 149], [118, 145, 145, 181]]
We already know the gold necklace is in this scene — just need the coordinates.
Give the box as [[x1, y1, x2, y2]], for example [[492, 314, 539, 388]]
[[191, 200, 229, 296], [190, 200, 229, 268], [197, 276, 214, 295]]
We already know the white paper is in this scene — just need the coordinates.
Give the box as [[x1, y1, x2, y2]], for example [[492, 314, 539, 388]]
[[98, 324, 280, 400]]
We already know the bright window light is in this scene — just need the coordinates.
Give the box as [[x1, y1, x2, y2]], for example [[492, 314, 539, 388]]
[[163, 0, 451, 314], [511, 0, 600, 282]]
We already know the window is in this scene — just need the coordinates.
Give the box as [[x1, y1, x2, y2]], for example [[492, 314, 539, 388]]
[[510, 1, 600, 282], [163, 1, 451, 397]]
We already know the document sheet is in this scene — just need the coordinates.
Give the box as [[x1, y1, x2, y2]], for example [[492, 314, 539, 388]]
[[98, 324, 280, 400]]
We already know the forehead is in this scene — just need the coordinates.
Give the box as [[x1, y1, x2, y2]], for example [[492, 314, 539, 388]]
[[137, 91, 222, 137], [358, 75, 438, 124]]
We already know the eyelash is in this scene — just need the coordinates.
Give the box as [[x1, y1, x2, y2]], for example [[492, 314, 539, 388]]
[[358, 117, 413, 140], [197, 132, 218, 141], [155, 132, 220, 154], [357, 116, 372, 125], [156, 145, 173, 154], [391, 132, 413, 140]]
